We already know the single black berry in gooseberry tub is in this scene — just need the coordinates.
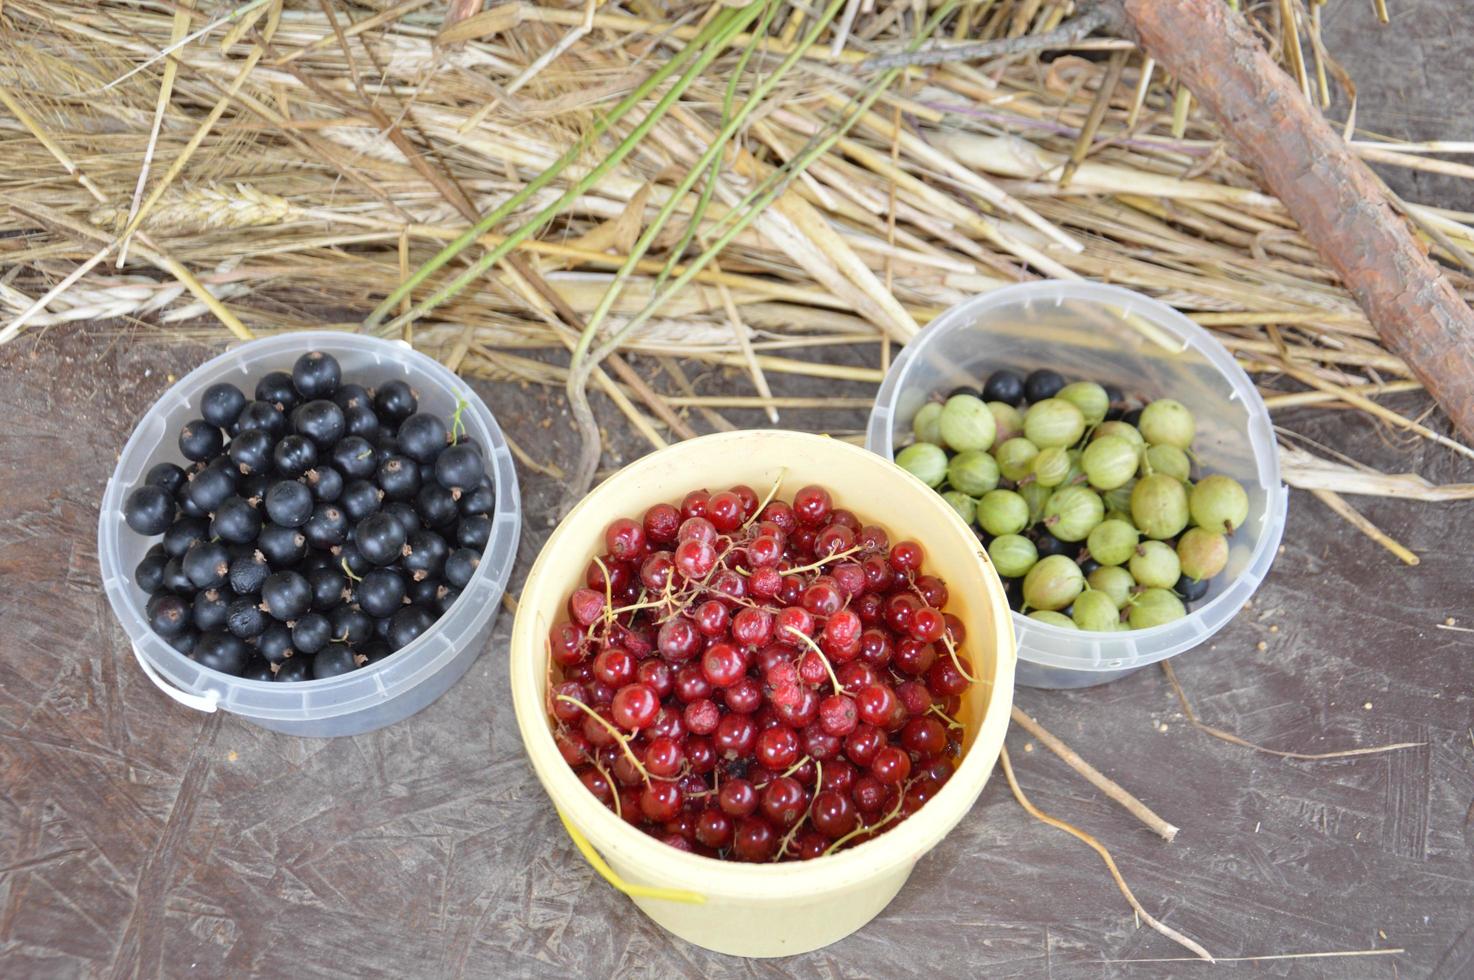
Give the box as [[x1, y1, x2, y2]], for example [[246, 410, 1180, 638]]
[[1174, 573, 1210, 602], [982, 369, 1026, 407], [1024, 368, 1067, 404]]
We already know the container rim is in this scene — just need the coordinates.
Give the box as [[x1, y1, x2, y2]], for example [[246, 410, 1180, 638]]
[[865, 281, 1287, 674], [97, 330, 520, 721], [511, 430, 1016, 900]]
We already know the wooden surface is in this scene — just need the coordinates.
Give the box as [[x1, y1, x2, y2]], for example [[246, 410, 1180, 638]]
[[0, 324, 1471, 979]]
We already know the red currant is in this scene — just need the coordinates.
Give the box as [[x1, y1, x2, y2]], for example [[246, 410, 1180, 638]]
[[556, 730, 589, 767], [604, 518, 646, 560], [639, 551, 674, 591], [856, 684, 898, 727], [888, 540, 925, 573], [674, 665, 712, 703], [851, 775, 886, 813], [673, 538, 716, 580], [870, 746, 911, 786], [915, 574, 949, 608], [818, 694, 858, 736], [747, 565, 782, 600], [759, 500, 796, 534], [800, 579, 842, 617], [706, 491, 744, 533], [693, 599, 730, 637], [730, 607, 773, 648], [893, 638, 938, 677], [831, 561, 866, 598], [857, 524, 890, 552], [610, 683, 659, 730], [657, 617, 701, 662], [746, 534, 783, 567], [684, 698, 720, 735], [643, 502, 681, 544], [579, 767, 613, 803], [733, 816, 777, 862], [774, 605, 813, 640], [812, 790, 858, 839], [695, 808, 734, 848], [640, 782, 683, 822], [793, 485, 833, 527], [677, 516, 716, 545], [700, 642, 746, 688], [636, 658, 673, 699], [927, 657, 970, 697], [718, 778, 758, 817], [549, 621, 585, 667], [644, 735, 685, 777], [729, 484, 759, 519], [568, 588, 605, 627], [551, 681, 587, 722], [714, 713, 757, 759], [755, 725, 800, 770], [801, 722, 841, 761], [901, 717, 948, 758], [821, 759, 856, 795], [844, 724, 884, 766], [760, 776, 807, 828], [858, 628, 893, 667], [680, 490, 709, 521], [686, 736, 716, 774], [724, 676, 763, 714], [909, 606, 946, 643]]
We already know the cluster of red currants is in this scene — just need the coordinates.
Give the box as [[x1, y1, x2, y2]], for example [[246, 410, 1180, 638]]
[[547, 482, 973, 862]]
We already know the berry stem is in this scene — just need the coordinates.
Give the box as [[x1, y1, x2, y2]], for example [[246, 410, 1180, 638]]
[[774, 759, 822, 861], [741, 468, 788, 531], [940, 634, 980, 684], [782, 625, 842, 693], [822, 777, 912, 857], [554, 694, 654, 784]]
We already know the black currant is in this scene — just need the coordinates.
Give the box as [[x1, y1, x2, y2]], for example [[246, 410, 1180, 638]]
[[228, 428, 274, 475], [415, 483, 458, 529], [226, 595, 268, 639], [147, 593, 191, 637], [1024, 369, 1067, 404], [344, 405, 381, 441], [353, 512, 405, 566], [397, 412, 448, 463], [361, 641, 391, 665], [1079, 557, 1101, 577], [236, 400, 286, 439], [261, 570, 311, 621], [228, 551, 270, 595], [376, 455, 420, 500], [183, 541, 231, 590], [291, 399, 345, 447], [257, 524, 307, 566], [305, 466, 343, 503], [167, 630, 199, 655], [1122, 406, 1145, 428], [947, 386, 981, 400], [161, 557, 195, 595], [258, 622, 294, 663], [273, 434, 318, 478], [241, 658, 276, 682], [273, 655, 311, 682], [330, 605, 373, 647], [135, 545, 169, 593], [192, 588, 230, 632], [292, 351, 342, 399], [387, 605, 435, 651], [1102, 383, 1126, 421], [211, 497, 262, 545], [124, 485, 176, 535], [178, 419, 223, 462], [372, 616, 392, 643], [338, 541, 370, 578], [255, 371, 299, 411], [333, 382, 371, 412], [373, 379, 418, 424], [145, 462, 188, 496], [1034, 531, 1075, 559], [308, 566, 349, 611], [982, 369, 1026, 407], [1174, 573, 1210, 602], [331, 436, 378, 480], [184, 458, 238, 513], [434, 445, 483, 495], [340, 480, 383, 523], [381, 502, 422, 538], [402, 530, 448, 581], [201, 383, 248, 430], [312, 646, 357, 679], [456, 481, 495, 517], [444, 548, 481, 589], [435, 585, 461, 615], [292, 613, 333, 655], [302, 503, 348, 549], [456, 514, 493, 551], [416, 461, 437, 489], [163, 516, 210, 558], [406, 575, 441, 608], [239, 472, 271, 503], [192, 631, 248, 676], [265, 480, 313, 527], [357, 568, 406, 618]]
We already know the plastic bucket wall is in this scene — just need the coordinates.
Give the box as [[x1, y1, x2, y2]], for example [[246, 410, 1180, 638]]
[[867, 282, 1287, 689], [98, 332, 520, 736], [511, 430, 1015, 958]]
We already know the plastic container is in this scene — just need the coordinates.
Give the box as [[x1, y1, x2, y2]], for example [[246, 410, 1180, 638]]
[[867, 282, 1287, 689], [510, 430, 1015, 958], [98, 331, 520, 736]]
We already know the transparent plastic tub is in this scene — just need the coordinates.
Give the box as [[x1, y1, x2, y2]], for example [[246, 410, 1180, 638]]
[[867, 282, 1287, 689], [98, 331, 520, 735]]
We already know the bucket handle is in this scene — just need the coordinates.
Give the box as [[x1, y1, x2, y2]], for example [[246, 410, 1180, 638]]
[[133, 643, 220, 713], [557, 810, 705, 905]]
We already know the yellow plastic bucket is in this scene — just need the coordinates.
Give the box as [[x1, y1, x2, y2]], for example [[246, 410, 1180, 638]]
[[510, 430, 1016, 957]]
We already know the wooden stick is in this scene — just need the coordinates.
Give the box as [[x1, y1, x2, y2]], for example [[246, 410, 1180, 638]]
[[1309, 488, 1420, 566], [1120, 0, 1474, 442], [998, 747, 1214, 962], [1010, 706, 1179, 842]]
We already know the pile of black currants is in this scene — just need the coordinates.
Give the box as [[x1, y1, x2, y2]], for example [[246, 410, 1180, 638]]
[[123, 350, 495, 681]]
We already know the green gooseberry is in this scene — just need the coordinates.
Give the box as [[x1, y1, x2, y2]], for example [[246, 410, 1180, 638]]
[[1138, 399, 1196, 449], [1022, 554, 1085, 611], [939, 394, 996, 452], [941, 490, 977, 526], [896, 442, 948, 488], [1128, 588, 1187, 629], [1081, 435, 1140, 491], [1190, 474, 1250, 533], [1019, 481, 1051, 525], [1072, 589, 1121, 631], [947, 450, 1000, 496], [1086, 518, 1139, 566], [1042, 485, 1104, 542], [977, 489, 1029, 536], [1088, 565, 1136, 609], [1177, 526, 1229, 581], [1057, 381, 1110, 427], [995, 437, 1040, 482], [1128, 539, 1181, 589], [1131, 473, 1190, 540], [988, 401, 1024, 445], [1024, 398, 1085, 449], [1139, 443, 1191, 482], [988, 533, 1038, 579], [1092, 420, 1145, 448], [1031, 446, 1071, 488], [1027, 610, 1078, 629], [912, 401, 943, 445]]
